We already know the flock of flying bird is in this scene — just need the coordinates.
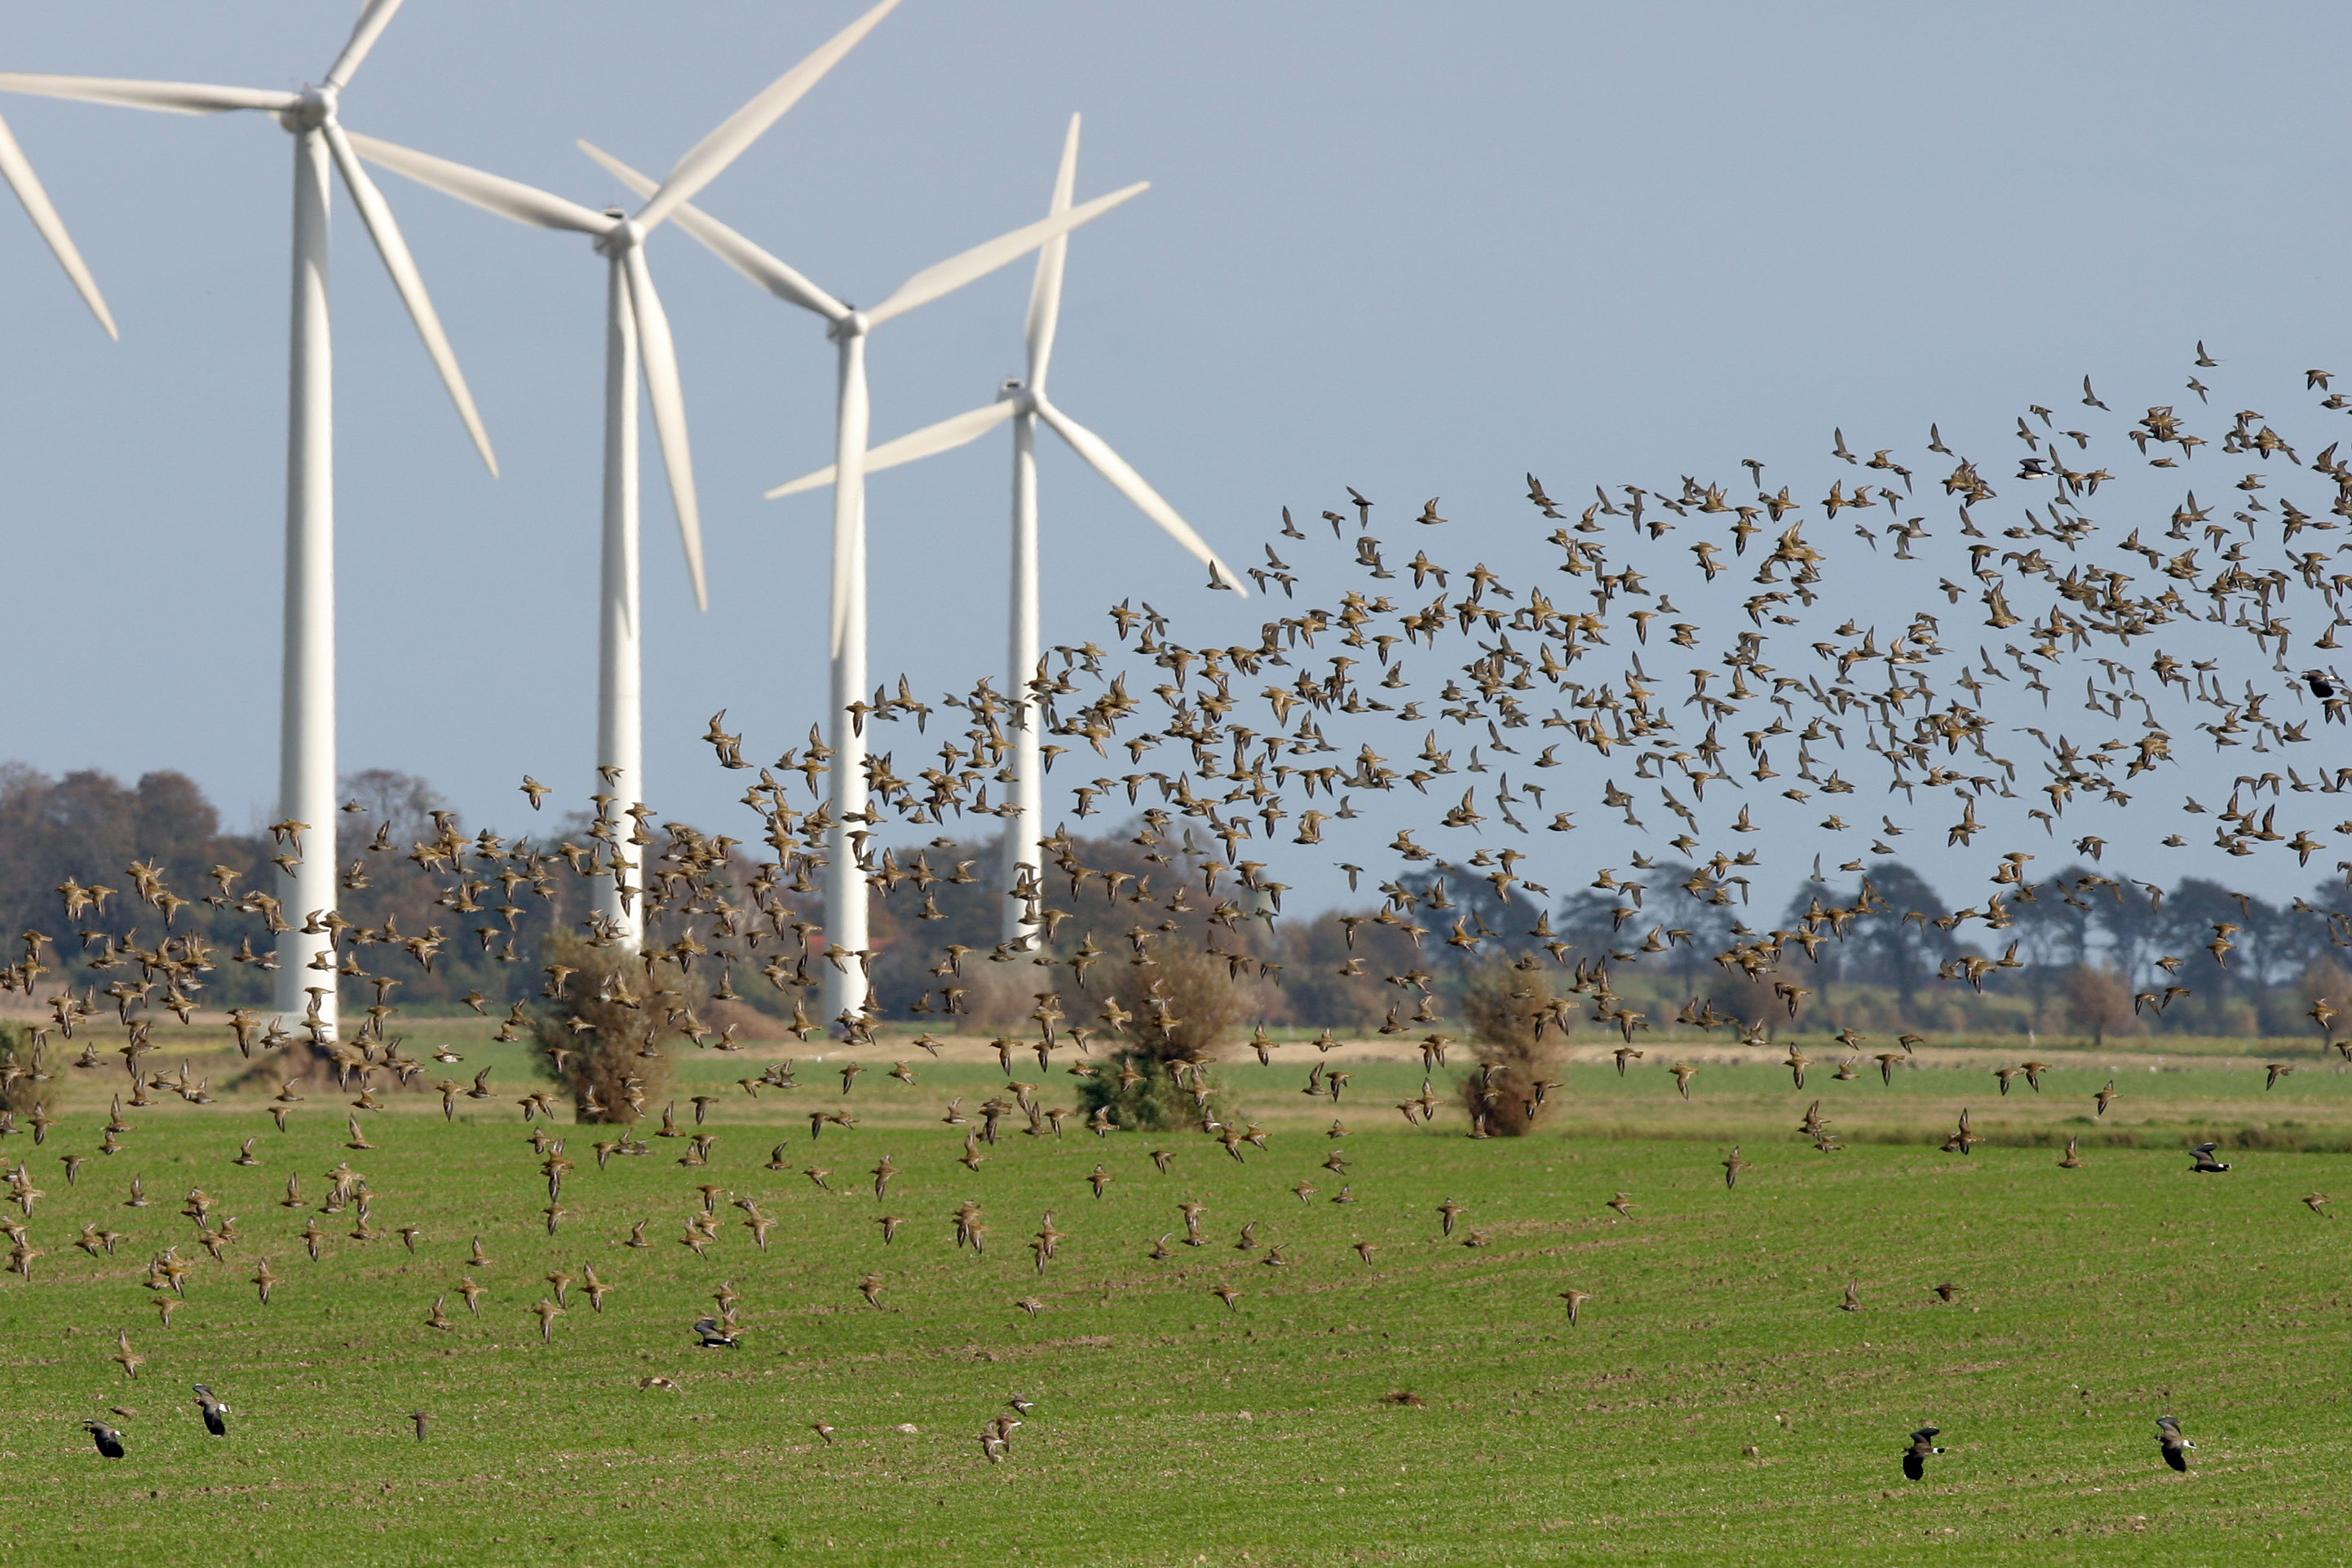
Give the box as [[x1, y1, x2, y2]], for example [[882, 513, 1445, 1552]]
[[11, 347, 2350, 1483]]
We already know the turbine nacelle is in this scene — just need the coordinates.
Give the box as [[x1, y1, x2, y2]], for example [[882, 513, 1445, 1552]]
[[278, 86, 338, 133], [593, 214, 648, 259], [825, 309, 871, 343]]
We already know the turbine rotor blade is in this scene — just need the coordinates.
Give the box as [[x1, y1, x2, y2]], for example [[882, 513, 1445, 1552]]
[[0, 108, 115, 337], [1032, 394, 1245, 598], [347, 130, 609, 234], [1023, 113, 1080, 394], [864, 180, 1147, 329], [765, 400, 1015, 498], [621, 247, 708, 611], [580, 140, 845, 319], [0, 73, 297, 116], [324, 0, 407, 91], [324, 121, 495, 475], [633, 0, 899, 236]]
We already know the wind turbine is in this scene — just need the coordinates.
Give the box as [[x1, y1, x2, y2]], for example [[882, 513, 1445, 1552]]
[[580, 142, 1148, 1029], [766, 116, 1245, 941], [351, 0, 900, 953], [0, 105, 118, 336], [0, 0, 498, 1041]]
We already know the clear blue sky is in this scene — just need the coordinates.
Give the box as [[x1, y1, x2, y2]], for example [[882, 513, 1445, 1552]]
[[2, 2, 2346, 914]]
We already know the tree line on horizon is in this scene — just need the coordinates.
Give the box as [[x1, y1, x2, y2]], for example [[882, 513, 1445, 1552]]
[[2, 760, 2347, 1046]]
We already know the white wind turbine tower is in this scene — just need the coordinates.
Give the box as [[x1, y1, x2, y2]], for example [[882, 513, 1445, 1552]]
[[580, 141, 1147, 1028], [0, 105, 119, 337], [0, 0, 498, 1040], [767, 115, 1246, 942], [352, 0, 900, 953]]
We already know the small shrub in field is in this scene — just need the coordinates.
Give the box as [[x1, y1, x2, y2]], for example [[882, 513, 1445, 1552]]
[[0, 1022, 43, 1115], [1454, 956, 1565, 1136], [528, 930, 692, 1123], [1076, 946, 1262, 1131]]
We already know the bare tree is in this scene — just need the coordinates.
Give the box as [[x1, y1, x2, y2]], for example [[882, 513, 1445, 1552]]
[[2062, 962, 2135, 1046]]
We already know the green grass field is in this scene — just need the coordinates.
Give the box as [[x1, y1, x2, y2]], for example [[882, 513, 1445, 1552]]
[[1, 1026, 2347, 1565]]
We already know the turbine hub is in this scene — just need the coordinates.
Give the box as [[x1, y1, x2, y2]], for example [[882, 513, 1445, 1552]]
[[595, 217, 645, 258], [281, 85, 336, 132]]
